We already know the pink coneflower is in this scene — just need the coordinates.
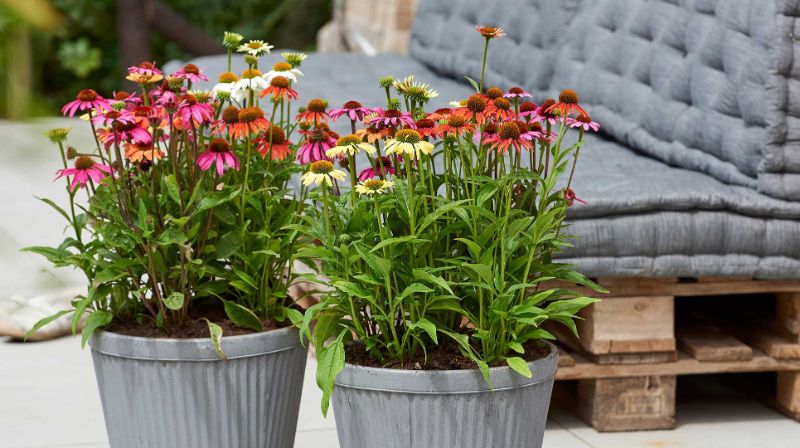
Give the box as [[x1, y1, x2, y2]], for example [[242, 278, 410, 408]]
[[486, 97, 516, 121], [112, 90, 142, 108], [537, 99, 560, 125], [518, 101, 539, 120], [297, 127, 337, 164], [171, 63, 208, 84], [132, 105, 162, 129], [197, 138, 240, 176], [260, 76, 299, 101], [55, 156, 112, 191], [211, 106, 240, 136], [91, 109, 136, 128], [564, 188, 588, 206], [61, 89, 111, 117], [485, 121, 534, 153], [177, 94, 214, 126], [255, 125, 293, 161], [454, 94, 489, 125], [546, 89, 588, 119], [230, 107, 269, 139], [97, 121, 152, 148], [473, 122, 498, 143], [329, 100, 373, 122], [126, 61, 164, 84], [504, 87, 532, 99], [568, 113, 600, 132], [358, 156, 395, 181], [475, 26, 506, 39], [296, 99, 330, 125], [369, 108, 414, 129], [529, 122, 555, 144], [355, 125, 389, 144], [437, 113, 475, 138], [413, 118, 440, 138]]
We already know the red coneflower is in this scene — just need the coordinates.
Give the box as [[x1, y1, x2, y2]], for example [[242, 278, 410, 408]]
[[436, 113, 475, 138], [171, 63, 208, 84], [358, 156, 395, 181], [518, 101, 539, 120], [255, 125, 293, 161], [484, 87, 504, 100], [61, 89, 111, 117], [427, 108, 452, 121], [486, 97, 516, 121], [231, 107, 270, 139], [546, 89, 588, 119], [414, 118, 440, 138], [454, 94, 489, 125], [537, 98, 560, 125], [295, 99, 330, 125], [475, 26, 506, 39], [485, 121, 534, 153], [211, 105, 240, 135], [260, 76, 299, 101]]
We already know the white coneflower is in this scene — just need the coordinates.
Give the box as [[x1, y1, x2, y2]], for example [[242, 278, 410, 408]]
[[231, 69, 268, 104], [301, 160, 347, 187], [212, 71, 238, 101], [356, 179, 394, 195], [325, 134, 376, 159], [384, 129, 434, 160], [237, 40, 274, 57], [264, 61, 304, 83]]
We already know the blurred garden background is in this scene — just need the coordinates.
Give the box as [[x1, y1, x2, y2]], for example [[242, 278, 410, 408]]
[[0, 0, 332, 119]]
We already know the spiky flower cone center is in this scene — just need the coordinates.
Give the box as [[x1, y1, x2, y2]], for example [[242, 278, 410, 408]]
[[139, 61, 155, 70], [179, 94, 198, 106], [485, 87, 504, 99], [384, 109, 402, 118], [268, 126, 286, 144], [183, 64, 200, 75], [364, 179, 385, 191], [105, 110, 122, 121], [272, 62, 292, 72], [219, 72, 238, 83], [484, 122, 497, 135], [74, 156, 95, 170], [540, 98, 556, 115], [271, 76, 290, 88], [467, 94, 487, 112], [395, 129, 421, 143], [222, 106, 240, 124], [520, 101, 537, 113], [241, 68, 262, 79], [559, 89, 578, 104], [576, 113, 592, 123], [493, 98, 511, 110], [238, 107, 264, 123], [247, 41, 265, 49], [309, 129, 328, 142], [447, 114, 467, 128], [343, 100, 363, 109], [530, 122, 543, 132], [310, 160, 334, 174], [498, 122, 521, 140], [208, 138, 231, 153], [415, 118, 434, 129], [509, 87, 524, 95], [114, 91, 130, 101], [133, 106, 151, 117], [77, 89, 98, 102], [337, 134, 362, 146], [307, 99, 326, 113]]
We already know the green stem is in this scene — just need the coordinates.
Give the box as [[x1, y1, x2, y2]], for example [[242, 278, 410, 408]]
[[479, 38, 490, 92]]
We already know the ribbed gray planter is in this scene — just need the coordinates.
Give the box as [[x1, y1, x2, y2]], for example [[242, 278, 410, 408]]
[[333, 342, 558, 448], [89, 327, 307, 448]]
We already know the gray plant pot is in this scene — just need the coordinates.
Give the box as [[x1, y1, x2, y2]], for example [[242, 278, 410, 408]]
[[89, 327, 307, 448], [333, 342, 558, 448]]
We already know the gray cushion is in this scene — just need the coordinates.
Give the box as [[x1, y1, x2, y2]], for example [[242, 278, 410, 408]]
[[409, 0, 800, 200]]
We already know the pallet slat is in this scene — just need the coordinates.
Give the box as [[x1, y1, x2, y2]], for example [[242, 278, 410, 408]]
[[676, 324, 753, 362]]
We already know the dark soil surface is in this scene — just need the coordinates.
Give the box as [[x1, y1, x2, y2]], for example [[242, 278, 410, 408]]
[[105, 303, 282, 339], [345, 340, 551, 371]]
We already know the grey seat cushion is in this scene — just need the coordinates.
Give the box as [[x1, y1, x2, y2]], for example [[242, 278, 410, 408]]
[[167, 50, 800, 278]]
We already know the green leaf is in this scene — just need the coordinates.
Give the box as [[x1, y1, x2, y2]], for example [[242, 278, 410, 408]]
[[164, 175, 181, 204], [465, 76, 480, 92], [476, 359, 491, 385], [285, 308, 304, 326], [412, 269, 454, 295], [193, 187, 241, 215], [81, 310, 112, 348], [24, 310, 72, 341], [508, 341, 524, 354], [223, 300, 264, 332], [317, 332, 346, 417], [396, 283, 434, 302], [35, 197, 71, 222], [157, 227, 187, 245], [163, 292, 184, 311], [454, 238, 482, 259], [464, 263, 493, 284], [217, 232, 243, 258], [506, 357, 533, 378], [333, 281, 373, 299], [412, 318, 438, 344], [203, 318, 227, 359], [370, 236, 428, 253]]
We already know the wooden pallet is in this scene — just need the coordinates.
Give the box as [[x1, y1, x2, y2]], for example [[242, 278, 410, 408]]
[[548, 278, 800, 432]]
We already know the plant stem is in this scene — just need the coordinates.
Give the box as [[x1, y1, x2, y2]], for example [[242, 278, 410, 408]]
[[479, 38, 490, 92]]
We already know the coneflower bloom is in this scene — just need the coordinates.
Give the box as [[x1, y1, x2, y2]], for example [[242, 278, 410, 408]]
[[301, 160, 346, 187], [359, 156, 395, 181], [255, 125, 293, 161], [414, 118, 440, 138], [197, 138, 240, 176], [473, 122, 497, 143], [91, 109, 136, 128], [436, 113, 475, 138], [427, 108, 452, 121], [475, 25, 506, 39], [563, 188, 588, 206], [546, 89, 588, 119], [568, 114, 600, 132], [212, 72, 238, 101], [264, 61, 303, 83], [297, 127, 337, 164], [97, 121, 152, 147], [126, 62, 163, 84], [111, 90, 142, 108], [518, 101, 539, 120], [125, 143, 164, 162], [55, 156, 113, 191], [369, 108, 414, 129], [486, 97, 516, 121], [356, 179, 394, 195], [504, 87, 532, 99], [355, 125, 389, 144], [537, 98, 560, 125], [177, 94, 215, 126], [484, 87, 504, 100], [237, 40, 273, 56], [212, 105, 240, 135], [230, 107, 270, 139], [326, 134, 376, 159], [296, 99, 330, 125], [172, 64, 209, 84], [281, 51, 308, 68], [260, 76, 298, 101], [61, 89, 111, 117], [329, 101, 373, 122], [132, 105, 162, 129], [454, 94, 489, 125], [232, 69, 268, 104], [485, 121, 534, 153], [385, 129, 434, 160]]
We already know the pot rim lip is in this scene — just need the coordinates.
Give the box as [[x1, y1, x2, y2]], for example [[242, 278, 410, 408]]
[[89, 325, 303, 361], [334, 341, 558, 394]]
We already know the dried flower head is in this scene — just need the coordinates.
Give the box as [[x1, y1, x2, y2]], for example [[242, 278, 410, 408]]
[[475, 25, 506, 39]]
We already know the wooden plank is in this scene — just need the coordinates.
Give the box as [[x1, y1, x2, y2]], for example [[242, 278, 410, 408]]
[[558, 346, 575, 368], [544, 278, 800, 298], [576, 376, 676, 432], [777, 292, 800, 342], [676, 324, 753, 362], [776, 371, 800, 417], [556, 351, 800, 380], [576, 296, 675, 355], [747, 332, 800, 360]]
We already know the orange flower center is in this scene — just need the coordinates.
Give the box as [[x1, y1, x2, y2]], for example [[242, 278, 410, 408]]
[[466, 94, 487, 112], [77, 89, 98, 102], [576, 113, 592, 123], [133, 106, 151, 117], [343, 100, 362, 109], [337, 134, 362, 146], [208, 138, 231, 153], [183, 64, 200, 74], [395, 129, 421, 143], [219, 72, 238, 83], [364, 179, 385, 190], [310, 160, 334, 174], [74, 156, 95, 170], [272, 62, 292, 72], [309, 128, 328, 142], [520, 101, 537, 113], [384, 109, 402, 118], [222, 106, 240, 124], [241, 68, 262, 79], [493, 97, 511, 110], [139, 61, 155, 70], [179, 94, 197, 105], [270, 76, 290, 88], [540, 98, 556, 114], [515, 120, 529, 132], [447, 114, 467, 128], [485, 87, 503, 99], [114, 91, 130, 100], [267, 125, 286, 144], [498, 122, 521, 140], [559, 89, 579, 104], [529, 122, 543, 132], [415, 118, 434, 129], [307, 99, 327, 113], [238, 107, 264, 123]]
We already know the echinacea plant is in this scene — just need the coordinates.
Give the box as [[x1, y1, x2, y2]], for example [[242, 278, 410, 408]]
[[298, 25, 605, 414], [28, 34, 315, 352]]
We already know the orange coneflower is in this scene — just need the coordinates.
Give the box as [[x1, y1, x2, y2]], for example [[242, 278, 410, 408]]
[[454, 93, 489, 125], [212, 105, 240, 136], [230, 107, 270, 139], [355, 125, 389, 144], [486, 97, 516, 121], [475, 26, 506, 39], [296, 99, 330, 125], [255, 125, 293, 161], [260, 76, 299, 101], [413, 118, 440, 139], [437, 113, 476, 138], [485, 121, 534, 153], [125, 143, 164, 163], [546, 89, 588, 119]]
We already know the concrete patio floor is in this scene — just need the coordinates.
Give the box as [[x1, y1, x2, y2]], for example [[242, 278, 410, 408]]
[[2, 119, 800, 447]]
